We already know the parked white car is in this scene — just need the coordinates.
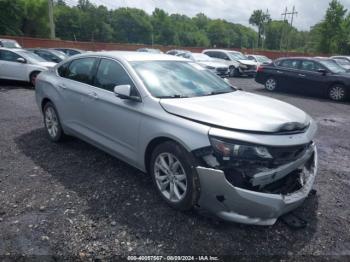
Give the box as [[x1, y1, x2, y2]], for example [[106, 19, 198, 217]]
[[0, 38, 22, 49], [0, 48, 56, 85], [203, 49, 258, 77], [247, 54, 273, 67], [177, 52, 229, 77]]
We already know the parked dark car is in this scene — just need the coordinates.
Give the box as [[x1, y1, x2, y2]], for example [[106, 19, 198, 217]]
[[26, 48, 68, 63], [53, 48, 85, 56], [255, 57, 349, 101]]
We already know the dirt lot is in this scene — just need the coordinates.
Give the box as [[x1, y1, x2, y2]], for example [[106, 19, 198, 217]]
[[0, 78, 349, 260]]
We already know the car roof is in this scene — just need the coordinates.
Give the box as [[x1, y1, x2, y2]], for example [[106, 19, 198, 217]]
[[0, 39, 18, 42], [78, 51, 187, 62], [203, 49, 241, 53], [0, 47, 24, 52]]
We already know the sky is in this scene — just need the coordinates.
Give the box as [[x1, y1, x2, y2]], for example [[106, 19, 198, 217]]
[[68, 0, 350, 31]]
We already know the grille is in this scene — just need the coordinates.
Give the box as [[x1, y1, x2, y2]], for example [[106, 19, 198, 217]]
[[269, 143, 311, 165], [216, 67, 228, 73], [246, 65, 257, 70]]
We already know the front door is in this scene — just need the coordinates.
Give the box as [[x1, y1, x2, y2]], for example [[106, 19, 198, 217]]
[[0, 50, 28, 81], [87, 58, 143, 165]]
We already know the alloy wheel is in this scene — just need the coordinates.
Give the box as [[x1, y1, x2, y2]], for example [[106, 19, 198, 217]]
[[154, 153, 188, 203], [45, 106, 59, 138], [265, 78, 277, 91], [329, 86, 345, 101]]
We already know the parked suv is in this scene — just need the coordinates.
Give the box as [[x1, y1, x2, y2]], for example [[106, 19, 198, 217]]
[[203, 49, 258, 77], [35, 52, 318, 225]]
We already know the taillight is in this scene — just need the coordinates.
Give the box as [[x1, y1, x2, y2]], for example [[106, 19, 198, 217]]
[[257, 66, 264, 72]]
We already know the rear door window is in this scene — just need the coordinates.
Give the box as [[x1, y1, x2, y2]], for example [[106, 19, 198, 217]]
[[279, 59, 300, 69], [65, 57, 98, 85]]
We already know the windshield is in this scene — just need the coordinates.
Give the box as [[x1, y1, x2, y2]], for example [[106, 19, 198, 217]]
[[192, 53, 213, 62], [1, 41, 21, 48], [131, 61, 234, 98], [319, 60, 347, 73], [228, 52, 248, 60], [333, 58, 350, 66], [49, 49, 68, 59], [256, 56, 270, 63], [17, 50, 47, 62]]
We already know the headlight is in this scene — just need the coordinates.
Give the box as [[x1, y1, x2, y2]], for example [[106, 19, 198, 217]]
[[206, 66, 215, 70], [210, 137, 272, 160]]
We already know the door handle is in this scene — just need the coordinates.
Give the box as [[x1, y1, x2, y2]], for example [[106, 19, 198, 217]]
[[88, 91, 98, 99], [298, 74, 306, 77], [276, 70, 283, 74], [58, 84, 67, 89]]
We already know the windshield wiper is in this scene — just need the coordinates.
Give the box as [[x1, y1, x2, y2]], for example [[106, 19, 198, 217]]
[[157, 94, 189, 99], [203, 90, 234, 96]]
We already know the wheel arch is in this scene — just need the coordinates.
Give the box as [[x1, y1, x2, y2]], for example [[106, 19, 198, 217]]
[[144, 136, 188, 174], [41, 97, 52, 113], [29, 70, 42, 82]]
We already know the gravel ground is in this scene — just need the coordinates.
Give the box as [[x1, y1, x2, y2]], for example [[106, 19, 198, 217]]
[[0, 78, 349, 260]]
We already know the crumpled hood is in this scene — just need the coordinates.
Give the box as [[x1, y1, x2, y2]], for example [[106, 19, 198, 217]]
[[198, 61, 228, 69], [238, 59, 258, 66], [160, 92, 311, 133]]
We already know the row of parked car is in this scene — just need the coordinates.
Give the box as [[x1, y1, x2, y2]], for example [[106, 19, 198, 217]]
[[1, 38, 349, 101], [138, 47, 272, 78]]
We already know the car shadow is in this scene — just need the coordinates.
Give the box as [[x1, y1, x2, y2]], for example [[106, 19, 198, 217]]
[[0, 79, 32, 91], [15, 128, 319, 255]]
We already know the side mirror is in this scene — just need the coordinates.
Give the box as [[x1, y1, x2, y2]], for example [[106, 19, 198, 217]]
[[317, 69, 328, 75], [17, 57, 26, 64], [114, 85, 141, 102]]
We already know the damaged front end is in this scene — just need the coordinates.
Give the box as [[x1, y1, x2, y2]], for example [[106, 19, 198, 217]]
[[193, 129, 318, 226]]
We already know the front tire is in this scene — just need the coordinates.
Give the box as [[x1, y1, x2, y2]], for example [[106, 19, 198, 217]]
[[328, 84, 347, 101], [43, 102, 65, 142], [265, 77, 277, 91], [150, 141, 199, 211]]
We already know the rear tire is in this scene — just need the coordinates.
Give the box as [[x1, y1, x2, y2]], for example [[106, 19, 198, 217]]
[[328, 84, 347, 101], [43, 102, 66, 142], [265, 77, 277, 91], [150, 141, 200, 211]]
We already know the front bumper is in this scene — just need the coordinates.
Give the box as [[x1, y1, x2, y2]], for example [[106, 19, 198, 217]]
[[196, 144, 318, 226]]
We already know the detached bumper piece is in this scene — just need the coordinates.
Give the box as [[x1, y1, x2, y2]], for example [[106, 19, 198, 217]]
[[196, 144, 317, 226]]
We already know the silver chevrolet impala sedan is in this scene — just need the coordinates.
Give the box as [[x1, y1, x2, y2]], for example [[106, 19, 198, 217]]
[[35, 51, 318, 225]]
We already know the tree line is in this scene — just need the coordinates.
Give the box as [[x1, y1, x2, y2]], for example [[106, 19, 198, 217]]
[[0, 0, 349, 54]]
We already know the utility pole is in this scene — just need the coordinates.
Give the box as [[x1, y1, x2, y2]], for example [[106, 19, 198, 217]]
[[48, 0, 55, 39], [280, 7, 288, 51], [280, 6, 298, 51]]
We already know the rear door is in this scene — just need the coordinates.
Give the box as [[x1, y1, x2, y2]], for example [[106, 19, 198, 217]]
[[274, 59, 301, 91], [56, 57, 99, 134], [296, 60, 330, 96]]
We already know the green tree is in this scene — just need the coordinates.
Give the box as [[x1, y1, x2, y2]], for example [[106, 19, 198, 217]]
[[0, 0, 24, 35], [318, 0, 347, 53], [249, 10, 271, 48]]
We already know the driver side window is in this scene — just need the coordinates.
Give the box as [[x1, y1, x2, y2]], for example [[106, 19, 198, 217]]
[[0, 50, 21, 62], [94, 59, 138, 96]]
